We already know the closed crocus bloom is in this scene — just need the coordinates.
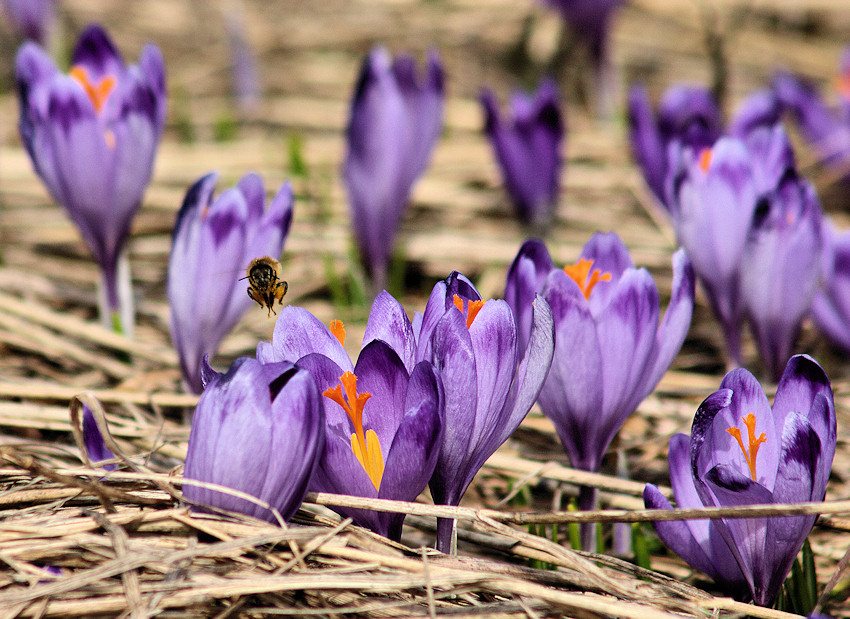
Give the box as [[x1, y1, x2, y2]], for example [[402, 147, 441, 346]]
[[644, 355, 836, 606], [168, 172, 293, 394], [507, 234, 694, 474], [344, 46, 444, 292], [2, 0, 54, 44], [628, 84, 721, 207], [666, 137, 757, 366], [82, 404, 116, 470], [812, 222, 850, 351], [16, 24, 166, 334], [184, 358, 325, 524], [740, 172, 824, 381], [259, 293, 444, 541], [415, 272, 555, 553], [481, 80, 564, 226]]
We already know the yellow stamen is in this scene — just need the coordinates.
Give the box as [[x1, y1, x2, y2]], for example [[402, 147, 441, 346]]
[[329, 319, 346, 346], [453, 294, 485, 328], [698, 148, 713, 173], [323, 371, 383, 491], [726, 413, 767, 482], [563, 258, 611, 300], [69, 65, 116, 114]]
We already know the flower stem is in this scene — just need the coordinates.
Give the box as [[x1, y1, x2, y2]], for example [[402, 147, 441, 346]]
[[577, 484, 598, 552], [97, 249, 134, 338]]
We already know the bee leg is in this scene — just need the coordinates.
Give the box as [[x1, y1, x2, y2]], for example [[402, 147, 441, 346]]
[[247, 287, 263, 308]]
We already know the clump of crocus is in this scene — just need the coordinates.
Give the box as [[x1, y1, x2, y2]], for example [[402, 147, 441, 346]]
[[16, 24, 167, 336], [2, 0, 55, 44], [258, 292, 444, 541], [538, 0, 626, 117], [168, 172, 294, 394], [415, 272, 555, 553], [184, 358, 325, 524], [812, 222, 850, 351], [773, 48, 850, 172], [506, 233, 694, 548], [481, 79, 564, 227], [740, 171, 824, 381], [343, 46, 444, 293], [644, 355, 836, 606]]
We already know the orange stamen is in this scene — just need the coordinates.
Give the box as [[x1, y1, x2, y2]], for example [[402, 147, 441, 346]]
[[698, 148, 713, 173], [453, 294, 485, 328], [563, 258, 611, 300], [726, 413, 767, 482], [69, 66, 116, 114], [323, 371, 384, 490], [329, 320, 346, 346], [835, 72, 850, 99]]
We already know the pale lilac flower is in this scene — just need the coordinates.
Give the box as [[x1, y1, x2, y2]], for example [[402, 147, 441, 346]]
[[184, 358, 324, 524], [168, 172, 293, 394], [16, 24, 166, 333], [344, 47, 444, 291], [645, 355, 836, 606], [2, 0, 55, 44]]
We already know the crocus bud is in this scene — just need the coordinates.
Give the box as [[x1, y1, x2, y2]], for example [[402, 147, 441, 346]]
[[343, 46, 444, 291], [644, 355, 836, 606], [184, 358, 325, 524], [740, 172, 824, 381], [168, 172, 293, 394], [16, 24, 166, 330], [481, 80, 564, 226]]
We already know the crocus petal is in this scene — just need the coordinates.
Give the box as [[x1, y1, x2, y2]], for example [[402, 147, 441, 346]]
[[504, 238, 555, 355], [578, 231, 634, 315], [71, 24, 125, 81], [628, 85, 667, 204], [354, 340, 410, 451], [266, 305, 353, 372], [82, 404, 116, 469], [363, 290, 417, 372]]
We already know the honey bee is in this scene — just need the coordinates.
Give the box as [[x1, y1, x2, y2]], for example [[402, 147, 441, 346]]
[[242, 256, 288, 317]]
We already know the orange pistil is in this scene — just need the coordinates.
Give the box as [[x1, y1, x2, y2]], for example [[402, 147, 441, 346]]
[[726, 413, 767, 482], [69, 65, 116, 114], [323, 371, 384, 491], [563, 258, 611, 300], [330, 319, 346, 346], [835, 71, 850, 100], [453, 294, 485, 328], [698, 148, 713, 173]]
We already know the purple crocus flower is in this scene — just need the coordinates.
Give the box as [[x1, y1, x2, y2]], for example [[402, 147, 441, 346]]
[[82, 403, 116, 470], [2, 0, 54, 44], [506, 233, 693, 547], [812, 222, 850, 352], [740, 172, 824, 381], [168, 172, 294, 394], [258, 293, 444, 541], [480, 80, 564, 226], [628, 84, 722, 205], [773, 49, 850, 170], [538, 0, 626, 117], [415, 272, 555, 553], [184, 357, 324, 524], [644, 355, 836, 606], [343, 46, 444, 291], [16, 24, 166, 333], [666, 137, 758, 365]]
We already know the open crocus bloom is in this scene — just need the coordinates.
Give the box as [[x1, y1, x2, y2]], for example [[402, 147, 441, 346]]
[[415, 272, 555, 552], [16, 24, 166, 329], [184, 358, 325, 524], [644, 355, 836, 606], [258, 293, 444, 541], [481, 79, 564, 226], [506, 233, 694, 475], [168, 172, 294, 394]]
